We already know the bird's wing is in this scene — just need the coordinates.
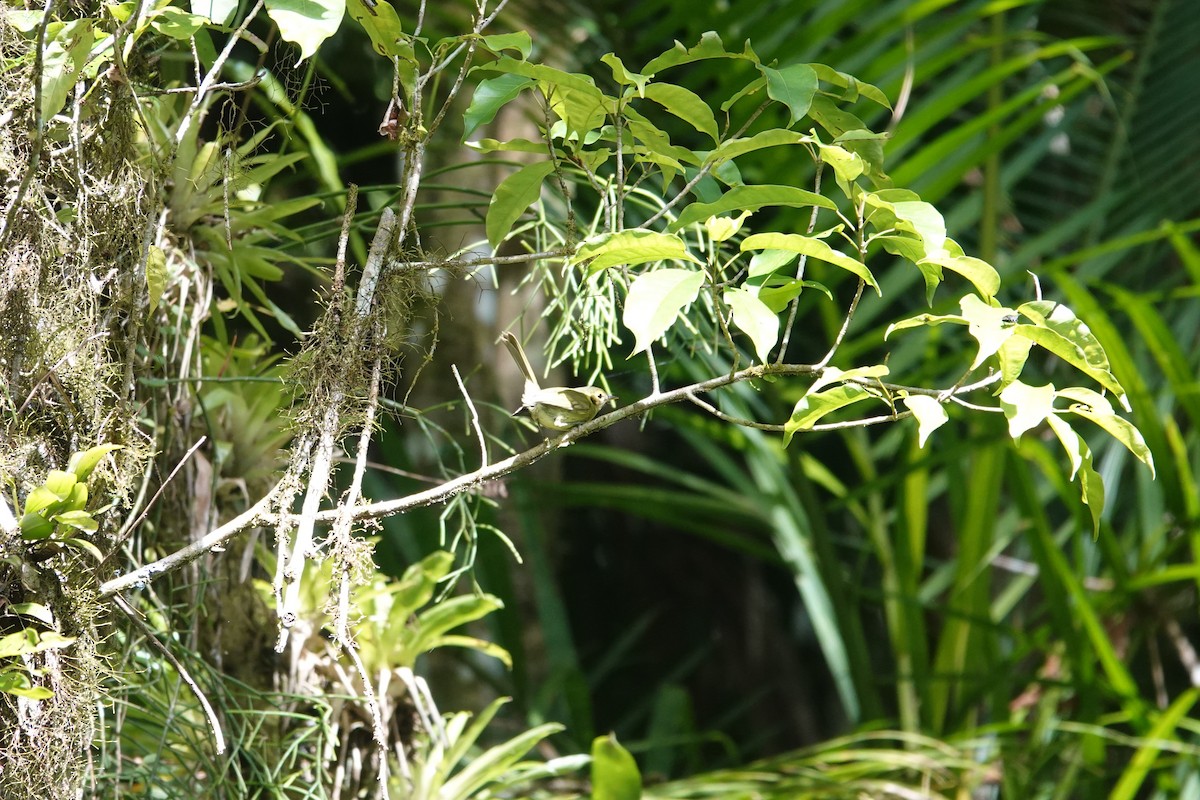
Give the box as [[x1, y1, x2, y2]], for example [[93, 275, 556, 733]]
[[535, 388, 594, 412]]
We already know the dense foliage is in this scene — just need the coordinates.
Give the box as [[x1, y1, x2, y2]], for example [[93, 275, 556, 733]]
[[1, 0, 1197, 798]]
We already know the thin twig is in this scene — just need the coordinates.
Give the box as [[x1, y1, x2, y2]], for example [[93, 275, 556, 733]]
[[452, 365, 488, 470], [642, 98, 773, 228], [112, 594, 226, 754], [100, 483, 282, 598], [815, 279, 866, 370], [776, 159, 824, 363], [174, 0, 265, 148], [107, 436, 208, 557], [100, 364, 1004, 596]]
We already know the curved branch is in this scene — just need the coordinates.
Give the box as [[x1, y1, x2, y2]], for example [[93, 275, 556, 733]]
[[98, 362, 1000, 598]]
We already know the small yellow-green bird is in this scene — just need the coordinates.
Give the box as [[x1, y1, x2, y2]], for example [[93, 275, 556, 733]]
[[501, 331, 615, 432]]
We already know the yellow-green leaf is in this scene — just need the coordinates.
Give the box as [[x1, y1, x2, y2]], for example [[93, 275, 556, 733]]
[[591, 733, 642, 800], [741, 232, 878, 292], [576, 230, 700, 273]]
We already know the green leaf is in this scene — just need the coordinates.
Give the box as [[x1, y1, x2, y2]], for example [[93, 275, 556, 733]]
[[670, 185, 836, 231], [150, 7, 209, 39], [1064, 399, 1156, 479], [1015, 300, 1126, 403], [724, 287, 779, 363], [602, 53, 649, 95], [347, 0, 411, 60], [466, 137, 548, 155], [1046, 415, 1103, 535], [998, 380, 1056, 439], [702, 129, 812, 167], [623, 269, 705, 354], [959, 294, 1018, 370], [754, 276, 831, 311], [0, 629, 76, 659], [463, 75, 535, 140], [53, 509, 97, 534], [642, 82, 719, 142], [903, 394, 948, 447], [741, 232, 878, 292], [784, 385, 874, 445], [41, 19, 94, 121], [407, 594, 504, 658], [761, 63, 817, 124], [477, 58, 608, 138], [747, 248, 798, 277], [575, 230, 700, 273], [265, 0, 344, 63], [18, 511, 54, 541], [924, 250, 1000, 301], [43, 471, 78, 504], [591, 733, 642, 800], [997, 333, 1033, 387], [814, 141, 865, 184], [865, 193, 946, 251], [68, 444, 124, 481], [704, 211, 750, 243], [641, 31, 758, 76], [0, 669, 53, 700], [478, 31, 532, 59], [145, 246, 166, 317], [485, 161, 557, 249], [60, 536, 104, 561], [808, 63, 892, 109], [393, 550, 455, 614], [191, 0, 238, 25]]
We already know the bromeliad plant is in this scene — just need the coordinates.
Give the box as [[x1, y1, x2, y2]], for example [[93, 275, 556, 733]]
[[462, 32, 1153, 529]]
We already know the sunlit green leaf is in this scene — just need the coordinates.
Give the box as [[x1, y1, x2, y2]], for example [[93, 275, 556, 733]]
[[53, 509, 97, 534], [1065, 402, 1155, 478], [41, 20, 94, 121], [623, 269, 705, 354], [591, 733, 642, 800], [671, 185, 835, 231], [741, 232, 878, 292], [576, 230, 700, 273], [642, 82, 719, 142], [903, 394, 949, 447], [1015, 300, 1125, 402], [266, 0, 344, 63], [602, 53, 649, 95], [998, 380, 1056, 439], [809, 63, 892, 109], [702, 129, 812, 168], [784, 385, 874, 445], [724, 287, 779, 363], [478, 31, 532, 59], [705, 211, 751, 243], [1047, 414, 1104, 535], [464, 75, 534, 141], [150, 7, 208, 39], [959, 294, 1018, 369], [642, 31, 759, 76]]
